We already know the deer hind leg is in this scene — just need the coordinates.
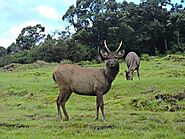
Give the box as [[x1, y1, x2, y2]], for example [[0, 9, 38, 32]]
[[56, 88, 72, 121], [61, 91, 72, 121], [56, 93, 64, 120], [137, 68, 140, 80]]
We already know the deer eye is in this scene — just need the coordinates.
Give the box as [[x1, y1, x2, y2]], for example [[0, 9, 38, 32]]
[[114, 56, 118, 59]]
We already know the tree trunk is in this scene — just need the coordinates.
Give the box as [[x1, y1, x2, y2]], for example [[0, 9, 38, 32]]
[[164, 39, 168, 52]]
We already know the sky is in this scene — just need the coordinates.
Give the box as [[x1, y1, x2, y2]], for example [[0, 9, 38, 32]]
[[0, 0, 181, 48]]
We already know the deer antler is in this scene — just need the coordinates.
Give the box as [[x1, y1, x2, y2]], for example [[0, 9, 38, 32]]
[[115, 41, 122, 52], [103, 40, 111, 53]]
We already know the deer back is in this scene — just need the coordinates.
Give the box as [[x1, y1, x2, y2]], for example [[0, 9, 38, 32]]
[[54, 64, 110, 95], [125, 52, 140, 71]]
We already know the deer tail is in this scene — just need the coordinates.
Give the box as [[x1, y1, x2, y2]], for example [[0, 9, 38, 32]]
[[52, 73, 56, 83]]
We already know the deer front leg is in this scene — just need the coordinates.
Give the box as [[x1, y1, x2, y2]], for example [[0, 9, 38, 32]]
[[95, 93, 105, 121], [95, 96, 100, 121], [100, 97, 105, 121]]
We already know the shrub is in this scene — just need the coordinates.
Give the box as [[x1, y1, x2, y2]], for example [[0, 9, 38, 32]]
[[141, 54, 150, 61]]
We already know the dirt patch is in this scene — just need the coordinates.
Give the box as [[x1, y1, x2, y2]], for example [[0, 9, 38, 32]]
[[88, 124, 115, 130], [0, 123, 30, 128], [2, 63, 18, 72], [141, 87, 160, 94], [130, 91, 185, 112], [1, 90, 29, 97], [155, 92, 185, 103], [24, 114, 53, 120], [155, 92, 185, 112], [130, 99, 152, 110]]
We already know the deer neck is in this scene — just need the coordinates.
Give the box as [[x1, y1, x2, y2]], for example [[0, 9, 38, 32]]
[[104, 63, 119, 83]]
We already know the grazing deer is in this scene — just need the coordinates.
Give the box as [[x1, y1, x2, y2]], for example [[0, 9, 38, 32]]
[[53, 40, 125, 121], [125, 52, 140, 80]]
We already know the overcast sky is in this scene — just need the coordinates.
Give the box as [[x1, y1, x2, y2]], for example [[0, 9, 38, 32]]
[[0, 0, 180, 48]]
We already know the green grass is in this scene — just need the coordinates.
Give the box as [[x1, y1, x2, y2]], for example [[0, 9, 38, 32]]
[[0, 56, 185, 139]]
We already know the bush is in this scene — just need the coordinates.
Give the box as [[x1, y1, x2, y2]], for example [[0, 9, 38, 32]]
[[60, 59, 73, 64], [66, 42, 93, 62], [141, 54, 150, 61], [170, 44, 185, 53], [163, 54, 185, 62], [0, 51, 30, 67]]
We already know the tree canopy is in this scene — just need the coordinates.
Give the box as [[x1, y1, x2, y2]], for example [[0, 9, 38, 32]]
[[0, 0, 185, 66]]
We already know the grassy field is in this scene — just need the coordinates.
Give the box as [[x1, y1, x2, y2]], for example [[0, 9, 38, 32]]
[[0, 55, 185, 139]]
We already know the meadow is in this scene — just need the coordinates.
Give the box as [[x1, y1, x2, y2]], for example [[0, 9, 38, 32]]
[[0, 55, 185, 139]]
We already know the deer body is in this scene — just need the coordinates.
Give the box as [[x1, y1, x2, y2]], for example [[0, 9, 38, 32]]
[[125, 52, 140, 80], [53, 64, 118, 96], [53, 41, 124, 121]]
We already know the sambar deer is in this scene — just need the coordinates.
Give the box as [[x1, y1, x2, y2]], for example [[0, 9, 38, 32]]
[[125, 52, 140, 80], [53, 40, 125, 121]]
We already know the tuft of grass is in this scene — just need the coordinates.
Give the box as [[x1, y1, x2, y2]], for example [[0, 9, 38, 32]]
[[163, 54, 185, 63]]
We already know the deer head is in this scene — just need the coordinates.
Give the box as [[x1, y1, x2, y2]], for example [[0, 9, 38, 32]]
[[125, 69, 134, 80], [100, 40, 125, 68]]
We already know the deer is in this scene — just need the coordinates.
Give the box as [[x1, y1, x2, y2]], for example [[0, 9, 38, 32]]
[[53, 40, 125, 121], [125, 52, 140, 80]]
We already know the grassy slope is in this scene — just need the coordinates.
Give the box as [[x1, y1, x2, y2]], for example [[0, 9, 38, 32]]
[[0, 57, 185, 139]]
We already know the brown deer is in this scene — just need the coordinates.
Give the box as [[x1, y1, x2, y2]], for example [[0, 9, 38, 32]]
[[53, 40, 124, 121], [125, 52, 140, 80]]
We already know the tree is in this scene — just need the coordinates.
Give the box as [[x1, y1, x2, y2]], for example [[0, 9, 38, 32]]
[[16, 24, 45, 50], [123, 0, 170, 55], [0, 46, 6, 57], [7, 42, 19, 54], [63, 0, 133, 60], [166, 11, 185, 52]]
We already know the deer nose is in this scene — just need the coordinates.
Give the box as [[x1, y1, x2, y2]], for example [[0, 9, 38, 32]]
[[109, 60, 115, 67], [110, 63, 114, 67]]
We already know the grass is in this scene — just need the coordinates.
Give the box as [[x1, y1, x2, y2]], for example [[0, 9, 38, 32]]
[[0, 55, 185, 139]]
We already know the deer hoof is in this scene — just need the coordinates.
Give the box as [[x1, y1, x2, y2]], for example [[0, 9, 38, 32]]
[[102, 119, 106, 122], [94, 117, 99, 121], [56, 115, 62, 121], [63, 116, 69, 121], [63, 118, 69, 121]]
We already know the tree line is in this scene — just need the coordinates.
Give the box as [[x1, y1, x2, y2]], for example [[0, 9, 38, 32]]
[[0, 0, 185, 67]]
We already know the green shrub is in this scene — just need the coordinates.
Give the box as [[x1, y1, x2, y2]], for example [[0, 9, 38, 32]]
[[141, 54, 150, 61], [60, 59, 73, 64]]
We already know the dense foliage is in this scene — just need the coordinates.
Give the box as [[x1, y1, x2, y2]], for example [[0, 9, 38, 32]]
[[0, 46, 6, 57], [0, 0, 185, 67]]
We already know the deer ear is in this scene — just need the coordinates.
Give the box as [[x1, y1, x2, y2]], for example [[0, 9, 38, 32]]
[[117, 50, 125, 58], [100, 49, 109, 59]]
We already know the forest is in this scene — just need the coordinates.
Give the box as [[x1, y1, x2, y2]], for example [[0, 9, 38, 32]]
[[0, 0, 185, 66]]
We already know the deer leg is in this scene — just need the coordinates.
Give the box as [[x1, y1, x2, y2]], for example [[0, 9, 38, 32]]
[[95, 93, 105, 121], [95, 96, 100, 120], [56, 92, 65, 120], [100, 97, 105, 121], [60, 91, 72, 121], [137, 68, 140, 80]]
